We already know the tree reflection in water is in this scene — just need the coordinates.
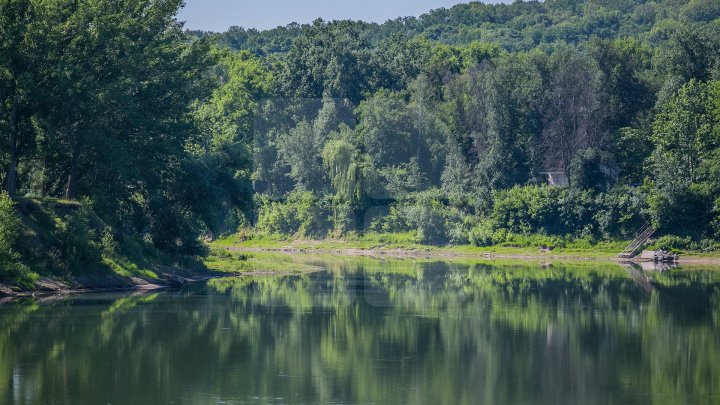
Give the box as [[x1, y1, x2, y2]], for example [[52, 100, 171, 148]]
[[1, 257, 719, 405]]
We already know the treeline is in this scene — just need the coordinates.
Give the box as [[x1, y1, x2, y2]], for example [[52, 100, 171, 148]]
[[1, 0, 720, 280], [232, 1, 720, 248], [211, 0, 720, 56], [0, 0, 262, 277]]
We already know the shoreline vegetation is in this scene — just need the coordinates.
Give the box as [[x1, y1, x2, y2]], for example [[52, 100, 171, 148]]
[[211, 234, 720, 264], [1, 196, 720, 297], [2, 1, 720, 294]]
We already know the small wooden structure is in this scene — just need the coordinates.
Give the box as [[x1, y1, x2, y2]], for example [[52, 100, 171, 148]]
[[540, 170, 569, 187], [619, 223, 655, 259]]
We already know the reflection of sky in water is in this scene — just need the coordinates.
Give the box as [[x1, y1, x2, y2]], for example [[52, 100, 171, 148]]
[[1, 257, 719, 405]]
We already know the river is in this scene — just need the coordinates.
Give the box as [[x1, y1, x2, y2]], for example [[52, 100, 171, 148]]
[[1, 256, 719, 404]]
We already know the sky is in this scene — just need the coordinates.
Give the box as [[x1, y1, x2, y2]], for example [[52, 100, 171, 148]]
[[177, 0, 480, 32]]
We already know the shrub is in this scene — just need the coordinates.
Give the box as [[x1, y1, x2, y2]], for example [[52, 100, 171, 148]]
[[649, 183, 714, 237], [329, 200, 355, 236], [491, 185, 564, 235], [492, 185, 637, 239], [468, 221, 498, 247], [713, 197, 720, 239], [0, 193, 28, 277], [653, 235, 693, 251], [56, 204, 102, 274], [100, 226, 118, 257], [375, 190, 467, 245], [595, 186, 649, 239], [256, 190, 332, 238], [372, 205, 409, 233], [690, 239, 720, 252], [404, 199, 449, 244], [557, 188, 597, 237]]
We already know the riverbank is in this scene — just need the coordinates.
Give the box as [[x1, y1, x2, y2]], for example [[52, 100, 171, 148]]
[[5, 234, 719, 297], [0, 266, 221, 298], [1, 245, 326, 297], [213, 236, 720, 265]]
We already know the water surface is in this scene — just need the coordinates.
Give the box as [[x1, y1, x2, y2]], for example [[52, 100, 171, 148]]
[[1, 257, 719, 404]]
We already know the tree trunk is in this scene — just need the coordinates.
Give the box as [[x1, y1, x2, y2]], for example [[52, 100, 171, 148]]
[[65, 140, 81, 200], [6, 92, 18, 198]]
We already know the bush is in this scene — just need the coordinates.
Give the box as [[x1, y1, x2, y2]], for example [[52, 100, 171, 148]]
[[713, 197, 720, 239], [468, 221, 498, 247], [595, 186, 649, 239], [653, 235, 693, 251], [56, 204, 103, 274], [491, 185, 644, 240], [690, 239, 720, 252], [0, 193, 28, 277], [256, 190, 332, 238], [491, 185, 565, 235], [100, 226, 118, 257], [329, 200, 355, 236], [373, 190, 467, 245], [649, 183, 714, 237], [557, 188, 597, 238]]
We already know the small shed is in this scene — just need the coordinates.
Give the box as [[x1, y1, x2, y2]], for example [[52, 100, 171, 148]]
[[540, 170, 569, 187]]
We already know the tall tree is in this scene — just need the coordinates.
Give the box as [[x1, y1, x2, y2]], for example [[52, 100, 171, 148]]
[[539, 49, 608, 180]]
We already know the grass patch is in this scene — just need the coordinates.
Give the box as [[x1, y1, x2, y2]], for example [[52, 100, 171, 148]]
[[213, 231, 633, 259], [205, 248, 322, 274]]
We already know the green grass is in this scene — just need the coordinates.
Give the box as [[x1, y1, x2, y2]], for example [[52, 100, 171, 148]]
[[205, 248, 323, 274], [211, 231, 632, 259], [102, 257, 159, 280]]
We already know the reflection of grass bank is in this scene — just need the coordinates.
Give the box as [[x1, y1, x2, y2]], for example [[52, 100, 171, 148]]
[[205, 249, 323, 275]]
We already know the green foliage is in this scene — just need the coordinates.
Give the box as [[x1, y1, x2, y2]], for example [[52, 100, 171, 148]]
[[653, 235, 693, 252], [489, 185, 648, 240], [594, 186, 648, 239], [374, 190, 467, 245], [220, 2, 720, 250], [278, 20, 376, 103], [55, 204, 102, 275], [100, 226, 118, 258], [569, 148, 617, 192], [404, 199, 450, 245], [468, 221, 500, 248], [647, 80, 720, 238], [0, 192, 27, 277], [714, 197, 720, 239], [2, 0, 720, 287], [491, 186, 564, 235], [190, 49, 269, 234], [613, 127, 653, 183], [256, 190, 331, 238], [652, 80, 718, 186], [649, 182, 715, 237]]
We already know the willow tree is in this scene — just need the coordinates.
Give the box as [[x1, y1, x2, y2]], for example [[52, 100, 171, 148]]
[[322, 135, 377, 233]]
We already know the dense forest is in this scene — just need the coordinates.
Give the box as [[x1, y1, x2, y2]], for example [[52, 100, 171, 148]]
[[1, 0, 720, 280]]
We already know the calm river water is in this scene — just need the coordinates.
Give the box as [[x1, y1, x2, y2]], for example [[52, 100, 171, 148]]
[[1, 256, 719, 404]]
